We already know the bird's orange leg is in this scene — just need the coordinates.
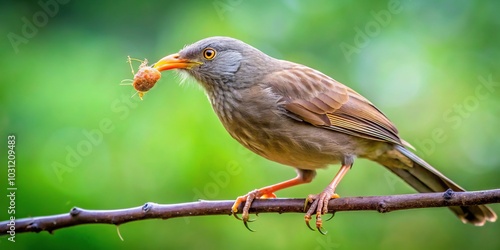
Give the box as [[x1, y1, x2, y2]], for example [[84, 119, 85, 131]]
[[231, 175, 311, 231], [305, 164, 351, 234]]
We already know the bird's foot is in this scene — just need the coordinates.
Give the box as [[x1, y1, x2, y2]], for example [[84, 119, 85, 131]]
[[304, 188, 340, 234], [231, 189, 277, 231]]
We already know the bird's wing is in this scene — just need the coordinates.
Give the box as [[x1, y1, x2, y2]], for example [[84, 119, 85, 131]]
[[265, 64, 403, 145]]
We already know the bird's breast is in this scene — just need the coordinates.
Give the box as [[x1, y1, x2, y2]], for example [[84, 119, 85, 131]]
[[207, 84, 345, 169], [208, 85, 280, 153]]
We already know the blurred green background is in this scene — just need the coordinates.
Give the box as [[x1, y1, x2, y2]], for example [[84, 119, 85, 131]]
[[1, 0, 500, 249]]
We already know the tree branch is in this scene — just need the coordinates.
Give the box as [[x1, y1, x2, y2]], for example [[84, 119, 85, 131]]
[[2, 189, 499, 235]]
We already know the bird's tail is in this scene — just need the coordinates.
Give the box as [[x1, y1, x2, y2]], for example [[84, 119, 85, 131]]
[[378, 144, 497, 226]]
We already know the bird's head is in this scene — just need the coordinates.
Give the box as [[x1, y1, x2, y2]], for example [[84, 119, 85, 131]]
[[154, 36, 273, 91]]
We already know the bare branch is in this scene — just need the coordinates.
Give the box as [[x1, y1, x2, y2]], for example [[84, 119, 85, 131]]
[[1, 189, 499, 235]]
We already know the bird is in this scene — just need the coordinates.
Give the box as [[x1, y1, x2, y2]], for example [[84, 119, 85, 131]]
[[152, 36, 497, 233]]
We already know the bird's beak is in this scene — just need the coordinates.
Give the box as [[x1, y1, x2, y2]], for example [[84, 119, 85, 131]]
[[153, 53, 201, 71]]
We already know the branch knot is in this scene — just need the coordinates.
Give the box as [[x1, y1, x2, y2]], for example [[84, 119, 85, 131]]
[[70, 207, 82, 216], [377, 201, 388, 213], [443, 189, 454, 200], [142, 202, 155, 213]]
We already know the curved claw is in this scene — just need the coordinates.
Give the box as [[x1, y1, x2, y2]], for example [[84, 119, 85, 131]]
[[305, 198, 319, 231], [303, 191, 341, 234], [317, 226, 328, 235], [233, 212, 242, 221], [315, 216, 328, 235], [305, 215, 315, 231], [246, 217, 257, 223], [231, 189, 272, 231], [243, 220, 256, 232], [303, 198, 311, 212], [232, 210, 257, 222], [325, 212, 335, 221]]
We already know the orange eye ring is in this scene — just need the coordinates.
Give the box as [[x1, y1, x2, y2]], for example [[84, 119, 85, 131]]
[[203, 48, 216, 60]]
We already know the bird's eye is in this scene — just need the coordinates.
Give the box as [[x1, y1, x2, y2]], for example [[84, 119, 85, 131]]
[[203, 48, 216, 60]]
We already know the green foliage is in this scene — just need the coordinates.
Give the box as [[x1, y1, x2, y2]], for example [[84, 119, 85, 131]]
[[1, 0, 499, 249]]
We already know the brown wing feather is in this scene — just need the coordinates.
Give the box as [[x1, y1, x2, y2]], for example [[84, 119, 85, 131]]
[[266, 64, 402, 145]]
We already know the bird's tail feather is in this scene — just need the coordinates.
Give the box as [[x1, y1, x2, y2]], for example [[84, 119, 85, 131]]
[[381, 145, 497, 226]]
